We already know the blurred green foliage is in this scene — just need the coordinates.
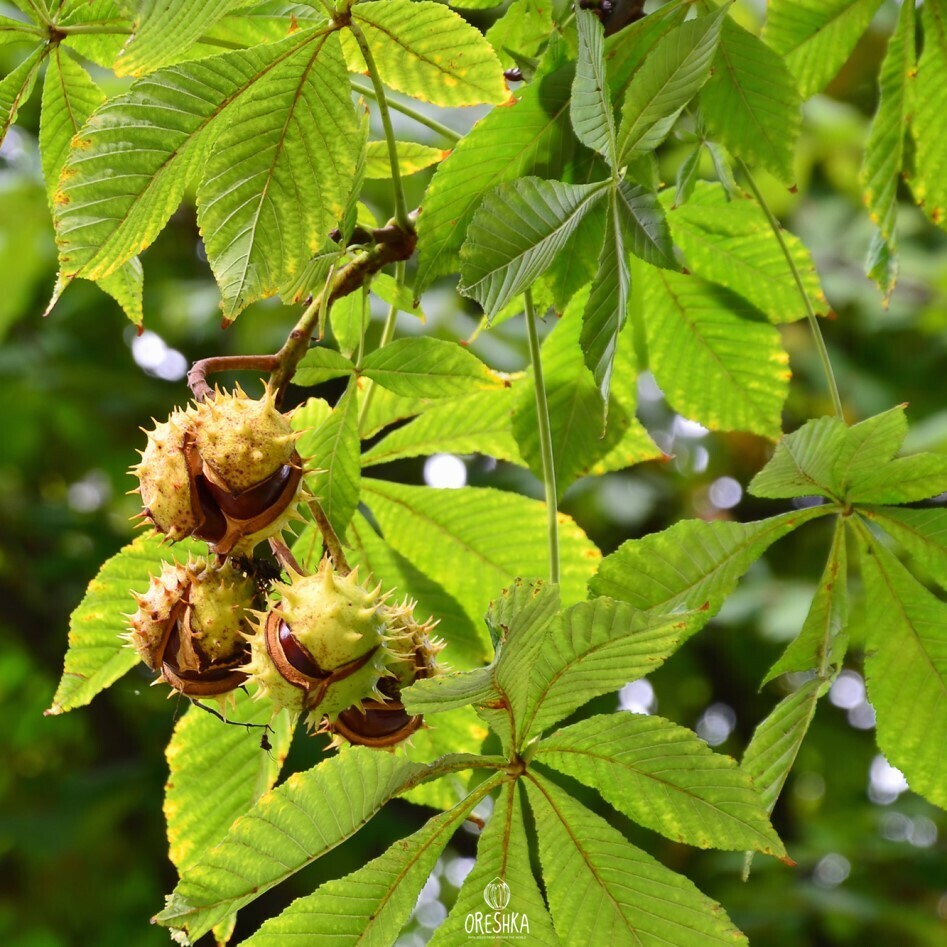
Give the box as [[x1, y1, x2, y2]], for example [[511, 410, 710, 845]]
[[2, 2, 946, 944]]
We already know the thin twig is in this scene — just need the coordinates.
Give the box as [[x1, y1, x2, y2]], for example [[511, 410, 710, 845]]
[[307, 497, 351, 575], [187, 354, 279, 403], [269, 536, 303, 575]]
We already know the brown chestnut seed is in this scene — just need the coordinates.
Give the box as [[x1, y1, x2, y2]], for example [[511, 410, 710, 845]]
[[332, 700, 424, 748]]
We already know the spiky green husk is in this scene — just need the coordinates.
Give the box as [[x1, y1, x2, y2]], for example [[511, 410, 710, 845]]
[[244, 558, 397, 723], [126, 557, 256, 687], [193, 384, 296, 493], [380, 597, 445, 689], [133, 408, 198, 542]]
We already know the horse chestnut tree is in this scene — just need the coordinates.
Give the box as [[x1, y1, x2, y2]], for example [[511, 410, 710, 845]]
[[3, 0, 943, 943]]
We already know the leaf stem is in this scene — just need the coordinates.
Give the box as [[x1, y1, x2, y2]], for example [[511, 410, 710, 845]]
[[357, 259, 405, 432], [737, 159, 844, 419], [524, 289, 560, 584], [349, 77, 461, 143], [346, 22, 411, 233]]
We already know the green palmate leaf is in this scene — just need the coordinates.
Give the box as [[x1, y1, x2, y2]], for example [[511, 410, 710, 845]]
[[363, 139, 450, 179], [664, 182, 826, 323], [763, 518, 848, 684], [637, 264, 789, 438], [115, 0, 251, 77], [358, 386, 434, 439], [742, 676, 822, 814], [0, 43, 45, 146], [485, 0, 554, 71], [40, 48, 144, 325], [615, 178, 677, 268], [58, 0, 133, 68], [700, 16, 801, 185], [347, 510, 485, 668], [909, 0, 947, 230], [54, 29, 327, 283], [861, 0, 915, 295], [535, 713, 785, 856], [459, 176, 608, 316], [361, 337, 506, 398], [616, 6, 726, 163], [572, 7, 618, 166], [240, 774, 502, 947], [415, 50, 578, 295], [164, 690, 295, 874], [749, 416, 848, 500], [542, 189, 605, 311], [762, 0, 884, 100], [525, 774, 748, 945], [362, 479, 600, 624], [328, 286, 367, 359], [46, 531, 203, 715], [302, 381, 360, 540], [198, 30, 359, 321], [590, 507, 829, 614], [157, 749, 487, 942], [517, 598, 706, 742], [342, 0, 508, 107], [863, 506, 947, 589], [846, 453, 947, 505], [402, 665, 499, 716], [515, 289, 660, 497], [0, 15, 42, 49], [293, 346, 356, 386], [431, 781, 559, 946], [361, 387, 523, 468], [832, 405, 907, 494], [579, 192, 629, 406], [371, 272, 425, 319], [858, 534, 947, 810]]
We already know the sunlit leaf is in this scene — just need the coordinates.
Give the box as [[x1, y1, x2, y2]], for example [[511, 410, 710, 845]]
[[763, 518, 848, 684], [0, 43, 45, 146], [459, 176, 608, 316], [40, 47, 144, 325], [638, 264, 790, 438], [54, 30, 329, 284], [363, 139, 449, 179], [832, 405, 907, 494], [486, 0, 554, 71], [525, 774, 748, 944], [846, 453, 947, 505], [341, 0, 507, 107], [908, 0, 947, 231], [197, 30, 359, 320], [535, 713, 786, 856], [515, 597, 707, 742], [165, 690, 295, 873], [762, 0, 884, 100], [362, 479, 600, 624], [115, 0, 251, 77], [239, 775, 501, 946], [293, 346, 356, 387], [361, 337, 507, 398], [515, 288, 660, 496], [361, 387, 523, 468], [47, 531, 203, 715], [347, 510, 485, 668], [616, 7, 726, 163], [431, 781, 559, 945], [301, 381, 360, 540], [572, 7, 617, 166], [742, 676, 822, 816], [749, 416, 849, 500], [591, 507, 829, 614], [416, 50, 577, 295], [664, 182, 826, 323], [862, 506, 947, 589], [157, 749, 487, 941], [700, 16, 801, 185], [858, 534, 947, 810], [861, 0, 915, 295]]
